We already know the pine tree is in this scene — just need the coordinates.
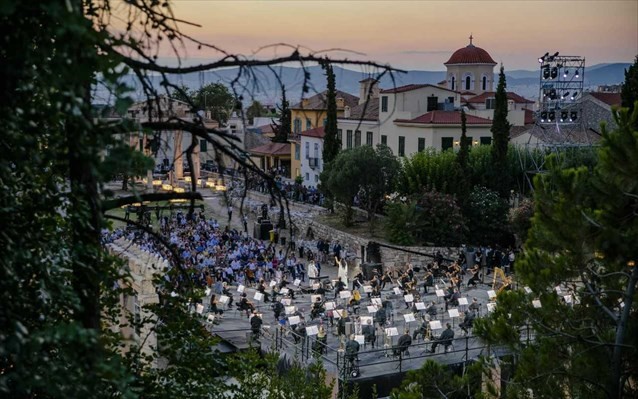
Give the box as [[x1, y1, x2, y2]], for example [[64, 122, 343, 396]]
[[621, 55, 638, 131], [272, 89, 291, 143], [321, 62, 340, 164], [490, 65, 511, 197]]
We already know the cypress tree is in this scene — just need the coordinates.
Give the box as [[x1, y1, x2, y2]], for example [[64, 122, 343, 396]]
[[271, 88, 291, 143], [490, 65, 511, 197], [321, 62, 340, 164], [457, 108, 469, 170], [621, 55, 638, 131]]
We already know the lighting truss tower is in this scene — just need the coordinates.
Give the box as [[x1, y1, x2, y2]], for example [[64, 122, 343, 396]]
[[537, 53, 585, 126], [514, 53, 596, 194]]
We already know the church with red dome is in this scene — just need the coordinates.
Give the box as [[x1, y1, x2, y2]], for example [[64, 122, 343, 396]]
[[444, 35, 497, 95]]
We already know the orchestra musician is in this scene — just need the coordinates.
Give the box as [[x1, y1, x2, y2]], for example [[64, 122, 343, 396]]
[[467, 264, 481, 288], [238, 293, 256, 317], [310, 296, 325, 320]]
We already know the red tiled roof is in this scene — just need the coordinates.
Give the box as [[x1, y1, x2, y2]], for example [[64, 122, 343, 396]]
[[589, 92, 622, 107], [291, 90, 359, 110], [255, 124, 275, 134], [249, 142, 291, 156], [466, 91, 534, 104], [394, 111, 492, 125], [380, 83, 457, 94], [444, 44, 497, 65], [300, 126, 325, 138], [460, 91, 476, 96]]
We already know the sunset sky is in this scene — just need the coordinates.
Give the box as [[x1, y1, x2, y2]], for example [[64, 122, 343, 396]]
[[165, 0, 638, 71]]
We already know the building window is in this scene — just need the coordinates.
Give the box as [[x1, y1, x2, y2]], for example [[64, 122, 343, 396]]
[[366, 131, 373, 146], [305, 173, 309, 181], [485, 98, 496, 110], [200, 139, 207, 152], [398, 136, 405, 157], [306, 118, 312, 130], [451, 76, 455, 90], [482, 75, 487, 91], [314, 143, 319, 159], [463, 73, 473, 91], [427, 96, 438, 112], [305, 142, 309, 159], [381, 135, 387, 146], [418, 137, 425, 152], [337, 129, 343, 145], [294, 118, 301, 134], [354, 130, 361, 147], [480, 137, 492, 145], [315, 174, 319, 183], [465, 76, 471, 90], [381, 96, 388, 112], [295, 143, 300, 160], [441, 137, 454, 151], [346, 130, 353, 149]]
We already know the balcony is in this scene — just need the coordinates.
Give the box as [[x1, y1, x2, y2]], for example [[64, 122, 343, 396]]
[[308, 157, 319, 169]]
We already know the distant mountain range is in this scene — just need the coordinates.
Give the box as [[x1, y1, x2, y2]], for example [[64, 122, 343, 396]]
[[103, 62, 631, 106]]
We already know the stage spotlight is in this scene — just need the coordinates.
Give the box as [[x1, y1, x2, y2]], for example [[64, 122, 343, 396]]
[[561, 91, 570, 99], [549, 89, 557, 100], [575, 69, 580, 78], [570, 111, 578, 121], [539, 52, 549, 63], [540, 111, 548, 122], [553, 52, 560, 57], [563, 69, 569, 78], [571, 91, 579, 100], [548, 111, 555, 122], [543, 66, 550, 79], [550, 67, 558, 79], [560, 111, 568, 122]]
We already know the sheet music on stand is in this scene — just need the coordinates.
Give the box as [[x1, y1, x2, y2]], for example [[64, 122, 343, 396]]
[[205, 288, 211, 296], [306, 325, 319, 336], [363, 285, 373, 293], [280, 288, 290, 295], [196, 304, 204, 314], [372, 297, 382, 306], [269, 280, 277, 287], [288, 315, 300, 325], [403, 313, 416, 323], [355, 335, 365, 344], [325, 301, 336, 310], [532, 299, 542, 308], [435, 289, 445, 297], [237, 285, 245, 293], [285, 306, 296, 315], [219, 295, 229, 304], [404, 294, 414, 303], [254, 292, 264, 302], [207, 314, 215, 323], [555, 286, 562, 295], [415, 302, 426, 310], [564, 294, 573, 304], [339, 290, 352, 299], [333, 310, 343, 319], [429, 320, 442, 330], [393, 287, 402, 295], [367, 305, 378, 313], [294, 279, 301, 287], [487, 302, 497, 313], [360, 316, 373, 325], [312, 283, 320, 290], [524, 286, 532, 294], [487, 290, 497, 299], [311, 294, 323, 303], [448, 308, 460, 318], [458, 297, 469, 306], [281, 298, 292, 306], [385, 327, 399, 337]]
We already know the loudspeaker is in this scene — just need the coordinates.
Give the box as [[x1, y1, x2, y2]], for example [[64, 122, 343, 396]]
[[253, 221, 273, 240], [362, 263, 383, 280]]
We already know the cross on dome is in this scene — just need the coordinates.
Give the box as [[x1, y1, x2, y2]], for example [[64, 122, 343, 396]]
[[469, 33, 474, 46]]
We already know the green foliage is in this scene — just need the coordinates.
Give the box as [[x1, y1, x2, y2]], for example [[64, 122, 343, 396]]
[[322, 62, 340, 164], [399, 148, 464, 197], [192, 82, 236, 124], [490, 65, 512, 197], [246, 100, 268, 125], [508, 198, 534, 243], [390, 359, 481, 399], [475, 106, 638, 399], [99, 143, 154, 182], [322, 145, 400, 225], [386, 191, 467, 246], [457, 108, 470, 171], [465, 186, 508, 245], [272, 89, 292, 143], [621, 55, 638, 130]]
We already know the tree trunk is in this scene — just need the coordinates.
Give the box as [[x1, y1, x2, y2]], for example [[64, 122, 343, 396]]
[[611, 264, 638, 398]]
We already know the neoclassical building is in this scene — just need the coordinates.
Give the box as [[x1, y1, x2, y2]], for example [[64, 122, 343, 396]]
[[444, 35, 497, 95]]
